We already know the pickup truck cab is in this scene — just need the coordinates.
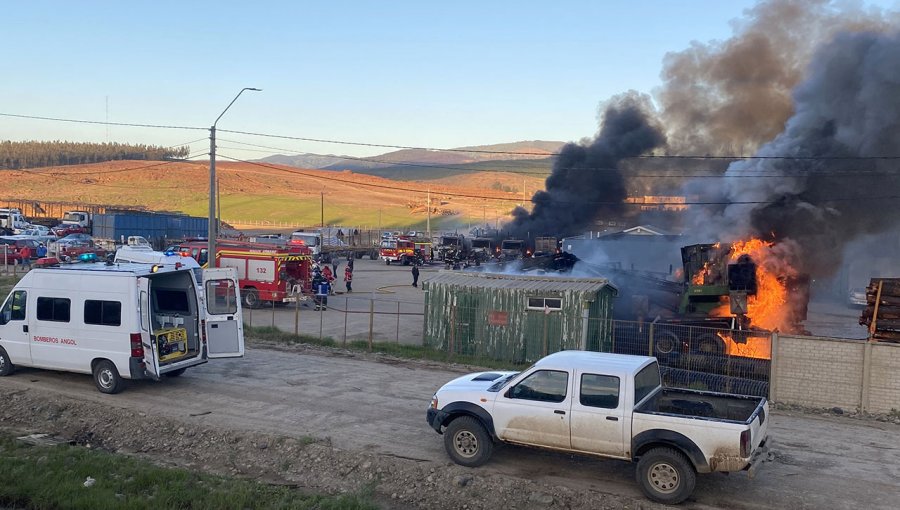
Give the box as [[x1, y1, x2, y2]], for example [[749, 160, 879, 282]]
[[427, 350, 770, 504]]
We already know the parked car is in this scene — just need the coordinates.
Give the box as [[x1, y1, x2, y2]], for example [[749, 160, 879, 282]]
[[0, 238, 24, 264], [848, 287, 867, 307]]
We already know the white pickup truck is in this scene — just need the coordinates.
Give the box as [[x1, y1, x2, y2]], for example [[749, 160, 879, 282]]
[[426, 350, 770, 504]]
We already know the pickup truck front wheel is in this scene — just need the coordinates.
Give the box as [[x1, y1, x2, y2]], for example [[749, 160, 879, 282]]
[[636, 447, 696, 505], [444, 416, 493, 467]]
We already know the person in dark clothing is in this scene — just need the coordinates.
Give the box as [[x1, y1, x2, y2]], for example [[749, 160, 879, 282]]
[[411, 264, 419, 288], [332, 259, 339, 278]]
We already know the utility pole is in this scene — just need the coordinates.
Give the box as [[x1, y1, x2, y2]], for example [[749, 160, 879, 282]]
[[378, 209, 382, 232], [216, 177, 222, 233], [320, 191, 325, 228], [426, 189, 431, 239], [208, 87, 261, 266], [522, 178, 527, 205]]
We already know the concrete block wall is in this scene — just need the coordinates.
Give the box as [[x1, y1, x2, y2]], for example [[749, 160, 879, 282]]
[[868, 343, 900, 414], [770, 335, 900, 413], [771, 335, 865, 410]]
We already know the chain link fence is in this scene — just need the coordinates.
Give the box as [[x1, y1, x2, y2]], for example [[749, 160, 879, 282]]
[[246, 298, 771, 397]]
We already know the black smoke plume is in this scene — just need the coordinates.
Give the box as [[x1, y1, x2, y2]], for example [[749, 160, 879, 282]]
[[689, 30, 900, 278], [504, 92, 665, 240]]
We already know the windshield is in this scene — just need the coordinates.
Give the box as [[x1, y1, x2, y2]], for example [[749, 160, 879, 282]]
[[63, 213, 83, 222], [487, 372, 520, 392], [290, 233, 319, 246], [380, 240, 396, 249]]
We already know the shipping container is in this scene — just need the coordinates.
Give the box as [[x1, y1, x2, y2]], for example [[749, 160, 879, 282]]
[[423, 272, 617, 364], [93, 213, 208, 245]]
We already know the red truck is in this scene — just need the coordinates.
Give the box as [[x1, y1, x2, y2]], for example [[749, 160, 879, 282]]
[[175, 241, 314, 308]]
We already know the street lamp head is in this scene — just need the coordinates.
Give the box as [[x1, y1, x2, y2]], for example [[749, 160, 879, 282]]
[[246, 87, 262, 91]]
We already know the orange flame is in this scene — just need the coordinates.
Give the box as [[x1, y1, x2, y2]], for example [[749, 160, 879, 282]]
[[691, 262, 711, 285], [717, 332, 772, 360], [709, 238, 796, 334]]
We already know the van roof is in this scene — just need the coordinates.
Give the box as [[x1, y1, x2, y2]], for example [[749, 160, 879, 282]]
[[34, 262, 192, 276]]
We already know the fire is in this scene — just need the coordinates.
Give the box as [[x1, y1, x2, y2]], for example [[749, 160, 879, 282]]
[[692, 262, 711, 285], [712, 238, 795, 333], [717, 331, 772, 360]]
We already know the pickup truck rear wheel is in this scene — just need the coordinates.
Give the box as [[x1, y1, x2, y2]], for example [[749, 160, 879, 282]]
[[444, 416, 493, 467], [636, 447, 696, 505]]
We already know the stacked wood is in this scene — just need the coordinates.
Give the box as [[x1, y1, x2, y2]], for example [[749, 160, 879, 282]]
[[859, 278, 900, 343]]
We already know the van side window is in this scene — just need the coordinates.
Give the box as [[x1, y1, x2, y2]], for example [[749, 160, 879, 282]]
[[206, 279, 237, 315], [84, 300, 122, 326], [0, 290, 26, 324], [508, 370, 568, 403], [36, 297, 71, 322], [580, 374, 620, 409]]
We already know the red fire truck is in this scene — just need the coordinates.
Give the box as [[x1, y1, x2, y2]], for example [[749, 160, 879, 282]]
[[379, 236, 424, 265], [175, 240, 313, 308]]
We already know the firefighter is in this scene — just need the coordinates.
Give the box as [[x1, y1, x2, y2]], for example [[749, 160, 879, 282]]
[[411, 264, 420, 288], [344, 266, 353, 293]]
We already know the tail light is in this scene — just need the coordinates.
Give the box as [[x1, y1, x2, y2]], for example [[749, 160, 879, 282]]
[[130, 333, 144, 357], [200, 320, 207, 345], [740, 429, 751, 457], [430, 395, 439, 409]]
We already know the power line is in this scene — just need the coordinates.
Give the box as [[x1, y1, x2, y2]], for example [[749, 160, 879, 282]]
[[0, 112, 205, 131], [5, 109, 900, 161], [217, 154, 900, 206], [217, 138, 900, 178]]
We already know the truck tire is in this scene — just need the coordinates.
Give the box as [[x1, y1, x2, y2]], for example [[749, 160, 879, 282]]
[[443, 416, 493, 467], [0, 346, 14, 376], [242, 288, 260, 309], [696, 334, 725, 356], [636, 447, 696, 505], [93, 359, 124, 394], [164, 368, 187, 378]]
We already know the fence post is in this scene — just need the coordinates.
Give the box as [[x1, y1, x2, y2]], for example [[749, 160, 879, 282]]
[[319, 303, 324, 341], [368, 299, 375, 351], [343, 298, 348, 346], [294, 297, 300, 336], [648, 321, 655, 357], [248, 304, 253, 328], [449, 305, 456, 358], [542, 313, 549, 357], [396, 301, 401, 344], [271, 299, 276, 328]]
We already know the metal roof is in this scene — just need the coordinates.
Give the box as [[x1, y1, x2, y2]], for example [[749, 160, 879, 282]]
[[424, 271, 615, 294]]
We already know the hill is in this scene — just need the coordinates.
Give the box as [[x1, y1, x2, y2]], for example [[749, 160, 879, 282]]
[[257, 140, 563, 179], [3, 161, 546, 230]]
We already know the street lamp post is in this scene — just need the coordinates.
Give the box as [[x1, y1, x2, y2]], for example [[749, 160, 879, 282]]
[[208, 87, 261, 266]]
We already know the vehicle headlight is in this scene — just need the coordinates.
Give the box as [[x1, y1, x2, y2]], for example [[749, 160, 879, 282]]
[[430, 394, 438, 409]]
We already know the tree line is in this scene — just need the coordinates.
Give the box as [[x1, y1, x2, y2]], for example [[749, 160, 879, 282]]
[[0, 140, 191, 170]]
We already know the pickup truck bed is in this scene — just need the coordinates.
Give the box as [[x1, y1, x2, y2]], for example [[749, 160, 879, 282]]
[[636, 388, 763, 423]]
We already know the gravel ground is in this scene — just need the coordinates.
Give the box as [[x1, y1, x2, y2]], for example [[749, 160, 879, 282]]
[[1, 343, 899, 509]]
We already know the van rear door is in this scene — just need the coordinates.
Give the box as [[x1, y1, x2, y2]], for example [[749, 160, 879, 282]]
[[202, 268, 244, 358], [139, 277, 160, 379]]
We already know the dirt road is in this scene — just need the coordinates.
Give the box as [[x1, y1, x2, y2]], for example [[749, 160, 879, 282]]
[[2, 346, 898, 509]]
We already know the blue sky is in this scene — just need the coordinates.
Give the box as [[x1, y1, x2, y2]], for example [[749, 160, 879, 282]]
[[2, 1, 896, 159]]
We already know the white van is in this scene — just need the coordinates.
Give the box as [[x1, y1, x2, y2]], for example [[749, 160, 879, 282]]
[[0, 262, 244, 393], [115, 246, 202, 282]]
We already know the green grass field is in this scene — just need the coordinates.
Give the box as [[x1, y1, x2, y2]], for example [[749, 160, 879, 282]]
[[0, 435, 376, 510]]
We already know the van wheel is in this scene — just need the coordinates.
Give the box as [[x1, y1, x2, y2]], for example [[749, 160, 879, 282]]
[[242, 289, 260, 309], [0, 346, 14, 376], [164, 368, 187, 378], [444, 416, 493, 467], [636, 447, 696, 505], [93, 360, 124, 394]]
